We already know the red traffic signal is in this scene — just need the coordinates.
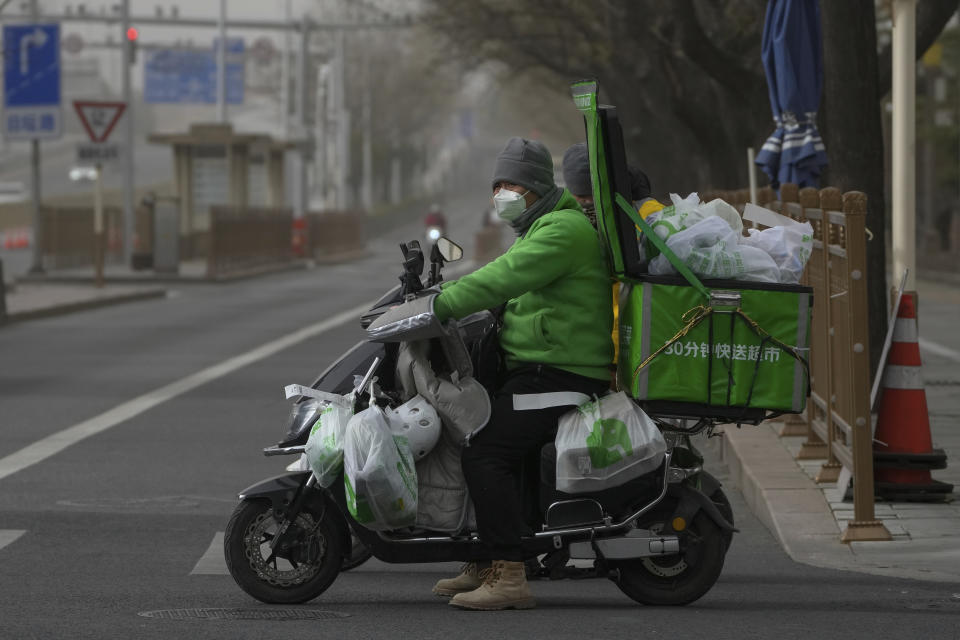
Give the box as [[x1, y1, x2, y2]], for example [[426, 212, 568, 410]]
[[126, 27, 139, 41]]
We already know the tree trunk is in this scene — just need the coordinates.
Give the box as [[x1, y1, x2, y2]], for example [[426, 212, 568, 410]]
[[820, 0, 888, 376]]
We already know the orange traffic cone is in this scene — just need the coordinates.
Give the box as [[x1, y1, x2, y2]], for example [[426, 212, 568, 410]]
[[873, 292, 952, 501]]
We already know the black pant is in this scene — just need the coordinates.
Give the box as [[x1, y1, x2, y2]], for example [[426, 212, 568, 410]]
[[461, 365, 609, 561]]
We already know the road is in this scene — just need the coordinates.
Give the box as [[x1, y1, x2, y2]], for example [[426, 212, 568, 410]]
[[1, 186, 959, 639]]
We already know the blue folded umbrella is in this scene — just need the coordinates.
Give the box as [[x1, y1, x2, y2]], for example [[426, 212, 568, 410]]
[[755, 0, 828, 189]]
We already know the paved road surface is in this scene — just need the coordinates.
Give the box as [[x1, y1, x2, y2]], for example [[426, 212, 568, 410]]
[[1, 185, 959, 639]]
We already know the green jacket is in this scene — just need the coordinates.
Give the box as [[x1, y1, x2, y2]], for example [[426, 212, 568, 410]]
[[434, 190, 614, 381]]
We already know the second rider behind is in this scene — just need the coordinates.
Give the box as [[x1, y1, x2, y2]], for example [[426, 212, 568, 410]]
[[430, 137, 614, 611]]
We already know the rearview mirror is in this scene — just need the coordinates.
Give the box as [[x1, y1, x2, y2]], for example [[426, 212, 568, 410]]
[[437, 237, 463, 262]]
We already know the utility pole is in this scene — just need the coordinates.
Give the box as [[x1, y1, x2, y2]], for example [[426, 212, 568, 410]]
[[216, 0, 227, 123], [891, 0, 917, 291], [280, 0, 291, 136], [27, 0, 43, 274], [121, 0, 135, 268], [334, 30, 348, 210], [314, 63, 329, 207], [295, 18, 310, 218], [361, 44, 372, 212]]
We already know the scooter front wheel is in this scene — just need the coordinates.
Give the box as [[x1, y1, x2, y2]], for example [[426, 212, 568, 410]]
[[224, 499, 343, 604]]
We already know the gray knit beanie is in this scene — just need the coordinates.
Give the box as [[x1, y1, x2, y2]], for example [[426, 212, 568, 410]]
[[491, 137, 556, 197], [561, 142, 592, 197]]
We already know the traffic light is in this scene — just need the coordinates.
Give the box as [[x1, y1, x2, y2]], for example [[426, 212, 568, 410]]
[[126, 27, 139, 65]]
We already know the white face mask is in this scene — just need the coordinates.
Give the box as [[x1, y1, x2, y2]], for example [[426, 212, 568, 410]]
[[493, 188, 529, 222]]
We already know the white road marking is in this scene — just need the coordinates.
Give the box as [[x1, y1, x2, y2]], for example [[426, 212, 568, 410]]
[[0, 530, 26, 551], [919, 338, 960, 364], [191, 532, 227, 575], [0, 300, 374, 483], [0, 260, 479, 485]]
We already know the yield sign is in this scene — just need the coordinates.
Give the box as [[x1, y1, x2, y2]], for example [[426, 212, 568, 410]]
[[72, 100, 126, 143]]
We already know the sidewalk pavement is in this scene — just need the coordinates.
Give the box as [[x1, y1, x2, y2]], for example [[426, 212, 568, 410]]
[[2, 282, 167, 323], [721, 276, 960, 583], [1, 258, 316, 323]]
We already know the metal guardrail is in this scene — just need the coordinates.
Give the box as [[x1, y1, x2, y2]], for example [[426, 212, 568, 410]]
[[305, 210, 366, 260], [207, 206, 294, 278]]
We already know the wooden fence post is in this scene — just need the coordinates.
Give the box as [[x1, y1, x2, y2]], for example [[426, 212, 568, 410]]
[[839, 191, 891, 542]]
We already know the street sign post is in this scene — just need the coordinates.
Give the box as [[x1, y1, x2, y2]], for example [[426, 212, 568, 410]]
[[3, 22, 62, 275], [2, 23, 62, 141], [73, 100, 127, 286]]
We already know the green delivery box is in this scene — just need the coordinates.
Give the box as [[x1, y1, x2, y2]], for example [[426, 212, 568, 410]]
[[618, 275, 812, 421]]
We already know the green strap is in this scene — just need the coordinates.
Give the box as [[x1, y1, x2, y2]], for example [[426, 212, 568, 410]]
[[615, 193, 710, 300]]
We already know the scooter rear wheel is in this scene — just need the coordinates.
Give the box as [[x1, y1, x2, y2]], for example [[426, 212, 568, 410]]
[[224, 499, 343, 604], [611, 511, 726, 606]]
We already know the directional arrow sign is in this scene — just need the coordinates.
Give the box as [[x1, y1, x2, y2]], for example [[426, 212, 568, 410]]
[[20, 28, 49, 75], [72, 101, 126, 143], [3, 23, 62, 141]]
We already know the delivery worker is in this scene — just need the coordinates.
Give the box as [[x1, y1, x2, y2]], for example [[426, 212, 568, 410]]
[[561, 142, 664, 367], [429, 137, 613, 611], [561, 142, 662, 221]]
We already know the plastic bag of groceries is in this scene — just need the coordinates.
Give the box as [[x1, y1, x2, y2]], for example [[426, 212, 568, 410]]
[[643, 193, 744, 260], [649, 215, 782, 283], [303, 393, 355, 487], [343, 405, 418, 530], [740, 221, 814, 285], [555, 392, 667, 494]]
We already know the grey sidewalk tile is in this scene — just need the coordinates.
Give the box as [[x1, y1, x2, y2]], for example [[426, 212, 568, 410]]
[[894, 518, 960, 538], [888, 507, 960, 518]]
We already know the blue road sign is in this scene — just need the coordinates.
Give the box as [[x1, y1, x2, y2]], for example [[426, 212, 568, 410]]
[[144, 38, 244, 105], [2, 23, 62, 140]]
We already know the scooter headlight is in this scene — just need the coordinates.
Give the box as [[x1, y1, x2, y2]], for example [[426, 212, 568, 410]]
[[428, 228, 441, 240], [283, 399, 326, 442]]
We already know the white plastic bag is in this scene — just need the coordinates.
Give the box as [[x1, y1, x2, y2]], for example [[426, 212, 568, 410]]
[[646, 193, 743, 241], [303, 393, 354, 487], [740, 221, 814, 284], [555, 392, 667, 494], [649, 216, 781, 283], [642, 193, 744, 264], [343, 405, 418, 530]]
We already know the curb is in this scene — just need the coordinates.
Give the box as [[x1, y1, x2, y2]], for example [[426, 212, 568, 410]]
[[720, 423, 960, 583], [2, 288, 167, 325], [720, 425, 846, 562]]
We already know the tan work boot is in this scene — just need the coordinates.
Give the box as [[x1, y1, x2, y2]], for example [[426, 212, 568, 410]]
[[432, 561, 491, 596], [448, 560, 536, 610]]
